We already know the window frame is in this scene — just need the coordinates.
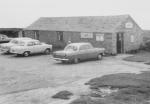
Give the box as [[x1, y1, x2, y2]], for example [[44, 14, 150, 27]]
[[96, 34, 104, 41], [27, 42, 35, 46], [57, 31, 63, 41], [79, 44, 92, 50]]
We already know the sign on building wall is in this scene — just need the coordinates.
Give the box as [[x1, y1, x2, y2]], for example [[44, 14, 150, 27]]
[[125, 22, 133, 28], [80, 32, 93, 38], [131, 35, 135, 42], [96, 34, 104, 41]]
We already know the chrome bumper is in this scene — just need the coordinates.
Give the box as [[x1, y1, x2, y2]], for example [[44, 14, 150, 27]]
[[9, 50, 18, 54], [54, 58, 69, 61]]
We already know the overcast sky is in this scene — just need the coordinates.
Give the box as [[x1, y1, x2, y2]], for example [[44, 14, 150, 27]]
[[0, 0, 150, 29]]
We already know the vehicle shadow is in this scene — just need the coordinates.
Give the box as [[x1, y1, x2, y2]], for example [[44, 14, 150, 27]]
[[54, 58, 102, 66], [0, 52, 14, 55], [10, 53, 51, 58]]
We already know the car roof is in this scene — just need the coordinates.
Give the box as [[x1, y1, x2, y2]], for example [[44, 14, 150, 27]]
[[12, 37, 32, 40], [68, 42, 91, 46], [22, 39, 40, 43]]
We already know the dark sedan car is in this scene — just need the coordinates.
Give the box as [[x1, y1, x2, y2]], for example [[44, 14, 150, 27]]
[[53, 42, 105, 63]]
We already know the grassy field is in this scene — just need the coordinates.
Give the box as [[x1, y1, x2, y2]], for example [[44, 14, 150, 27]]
[[70, 71, 150, 104], [123, 51, 150, 63]]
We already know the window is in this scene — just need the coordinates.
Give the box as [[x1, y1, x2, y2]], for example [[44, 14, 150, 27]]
[[57, 31, 63, 41], [10, 39, 19, 44], [96, 34, 104, 41], [34, 41, 41, 45], [27, 42, 34, 46], [18, 41, 25, 46], [81, 33, 93, 38], [64, 45, 78, 51], [79, 45, 92, 50]]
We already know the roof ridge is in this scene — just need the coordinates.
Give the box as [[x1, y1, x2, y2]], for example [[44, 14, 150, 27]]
[[39, 14, 130, 19]]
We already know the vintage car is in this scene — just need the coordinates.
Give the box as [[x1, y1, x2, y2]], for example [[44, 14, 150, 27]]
[[53, 42, 105, 63], [0, 37, 32, 53], [10, 39, 52, 56], [0, 34, 12, 43]]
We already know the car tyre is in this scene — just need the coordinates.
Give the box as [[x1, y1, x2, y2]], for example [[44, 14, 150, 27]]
[[97, 54, 102, 60], [74, 58, 79, 64], [23, 51, 30, 57], [44, 49, 51, 55], [6, 51, 10, 54]]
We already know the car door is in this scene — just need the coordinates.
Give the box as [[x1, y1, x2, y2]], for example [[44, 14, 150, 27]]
[[83, 44, 96, 59], [86, 44, 98, 59], [27, 42, 36, 53], [33, 41, 43, 53], [78, 45, 90, 60]]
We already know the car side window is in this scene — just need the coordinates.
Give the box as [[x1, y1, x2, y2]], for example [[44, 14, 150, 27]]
[[27, 42, 34, 46], [34, 41, 41, 45], [79, 45, 91, 50], [87, 44, 93, 49]]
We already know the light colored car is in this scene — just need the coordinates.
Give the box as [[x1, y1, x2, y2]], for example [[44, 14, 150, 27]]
[[53, 42, 105, 63], [10, 39, 52, 56], [0, 37, 32, 53], [0, 34, 12, 43]]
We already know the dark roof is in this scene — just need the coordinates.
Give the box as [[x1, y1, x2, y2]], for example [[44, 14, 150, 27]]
[[142, 30, 150, 42], [142, 30, 150, 37], [25, 15, 131, 32], [143, 30, 150, 35], [0, 28, 22, 31]]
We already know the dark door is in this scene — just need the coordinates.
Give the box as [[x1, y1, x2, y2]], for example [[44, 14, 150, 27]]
[[116, 33, 124, 53], [35, 31, 39, 40], [57, 31, 63, 41], [56, 31, 65, 48]]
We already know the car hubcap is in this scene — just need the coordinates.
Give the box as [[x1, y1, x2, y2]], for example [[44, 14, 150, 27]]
[[45, 49, 50, 54], [98, 54, 102, 60], [24, 52, 29, 57]]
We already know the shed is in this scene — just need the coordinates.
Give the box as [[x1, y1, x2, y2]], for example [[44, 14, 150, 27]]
[[0, 28, 23, 37], [24, 15, 143, 54]]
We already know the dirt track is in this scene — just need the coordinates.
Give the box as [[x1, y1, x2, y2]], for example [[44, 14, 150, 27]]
[[0, 53, 149, 104]]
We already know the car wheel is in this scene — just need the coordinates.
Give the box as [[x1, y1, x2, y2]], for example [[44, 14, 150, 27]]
[[23, 51, 30, 57], [6, 51, 10, 54], [97, 54, 102, 60], [74, 58, 79, 64], [44, 49, 51, 55]]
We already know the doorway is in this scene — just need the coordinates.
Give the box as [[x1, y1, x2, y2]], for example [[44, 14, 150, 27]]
[[57, 31, 63, 41], [116, 33, 124, 53]]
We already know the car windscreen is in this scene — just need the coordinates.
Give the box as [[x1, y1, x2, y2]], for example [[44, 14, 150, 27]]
[[10, 40, 25, 46], [10, 39, 19, 44], [64, 45, 78, 51], [18, 41, 25, 46]]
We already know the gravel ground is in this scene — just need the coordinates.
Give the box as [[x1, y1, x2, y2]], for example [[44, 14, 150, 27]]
[[0, 53, 149, 104]]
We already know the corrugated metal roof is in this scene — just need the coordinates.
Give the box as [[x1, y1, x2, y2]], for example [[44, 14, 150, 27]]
[[25, 15, 130, 32]]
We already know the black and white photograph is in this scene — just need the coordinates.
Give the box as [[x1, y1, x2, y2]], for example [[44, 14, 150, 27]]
[[0, 0, 150, 104]]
